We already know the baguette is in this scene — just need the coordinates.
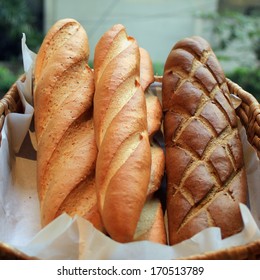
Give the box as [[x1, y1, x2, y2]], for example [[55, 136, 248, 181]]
[[93, 24, 151, 242], [162, 36, 248, 245], [34, 19, 103, 231], [134, 48, 166, 244]]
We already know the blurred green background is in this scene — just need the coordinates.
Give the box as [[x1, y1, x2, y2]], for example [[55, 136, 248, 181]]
[[0, 0, 43, 97], [0, 0, 259, 100]]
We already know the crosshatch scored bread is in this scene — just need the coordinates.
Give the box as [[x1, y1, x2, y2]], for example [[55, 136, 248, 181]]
[[162, 36, 248, 245]]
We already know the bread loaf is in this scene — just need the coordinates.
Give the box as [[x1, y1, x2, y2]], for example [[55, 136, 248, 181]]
[[134, 142, 166, 244], [34, 18, 103, 231], [93, 24, 151, 242], [133, 48, 166, 244], [162, 36, 248, 245]]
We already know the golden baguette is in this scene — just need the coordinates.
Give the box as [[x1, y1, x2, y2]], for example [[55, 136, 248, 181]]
[[34, 19, 103, 231], [134, 47, 166, 244], [93, 24, 151, 242]]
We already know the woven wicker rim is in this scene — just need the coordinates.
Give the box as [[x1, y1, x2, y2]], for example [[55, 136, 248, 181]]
[[0, 242, 35, 260], [0, 75, 259, 260], [226, 78, 260, 158], [185, 239, 260, 260], [0, 75, 25, 144]]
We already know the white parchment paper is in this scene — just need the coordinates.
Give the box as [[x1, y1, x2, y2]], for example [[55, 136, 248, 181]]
[[0, 35, 260, 260]]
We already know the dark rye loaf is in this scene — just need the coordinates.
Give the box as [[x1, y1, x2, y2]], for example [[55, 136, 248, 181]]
[[162, 36, 248, 245]]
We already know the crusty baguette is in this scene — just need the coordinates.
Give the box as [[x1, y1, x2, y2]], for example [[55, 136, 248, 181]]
[[133, 48, 166, 244], [134, 143, 166, 244], [34, 18, 90, 142], [93, 24, 151, 242], [162, 36, 248, 245], [139, 48, 164, 196], [139, 47, 154, 92], [134, 198, 166, 244], [34, 19, 103, 231]]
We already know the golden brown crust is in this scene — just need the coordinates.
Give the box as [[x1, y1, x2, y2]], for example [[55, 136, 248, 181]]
[[139, 47, 155, 90], [147, 145, 165, 195], [34, 19, 100, 228], [162, 36, 248, 245], [134, 198, 166, 244], [132, 47, 166, 244], [93, 24, 151, 242], [55, 175, 105, 232], [36, 65, 94, 202], [34, 19, 90, 141], [145, 92, 163, 139]]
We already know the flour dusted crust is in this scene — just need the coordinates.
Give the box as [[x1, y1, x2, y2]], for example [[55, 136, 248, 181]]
[[162, 36, 248, 245], [93, 24, 152, 242], [34, 19, 103, 231]]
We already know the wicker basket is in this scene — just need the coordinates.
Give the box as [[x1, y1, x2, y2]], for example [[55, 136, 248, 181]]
[[0, 76, 260, 260]]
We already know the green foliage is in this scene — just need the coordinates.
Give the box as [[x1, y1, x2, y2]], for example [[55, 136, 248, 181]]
[[0, 65, 18, 98], [227, 67, 260, 101], [153, 62, 164, 76], [0, 0, 43, 60], [88, 60, 94, 69], [199, 11, 260, 102], [199, 10, 260, 62]]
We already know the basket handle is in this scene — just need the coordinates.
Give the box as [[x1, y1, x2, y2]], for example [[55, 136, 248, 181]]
[[226, 78, 260, 159], [0, 77, 23, 145]]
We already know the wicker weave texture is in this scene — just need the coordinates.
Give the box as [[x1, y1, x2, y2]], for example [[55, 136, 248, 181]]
[[226, 79, 260, 159], [0, 77, 24, 144], [187, 240, 260, 260]]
